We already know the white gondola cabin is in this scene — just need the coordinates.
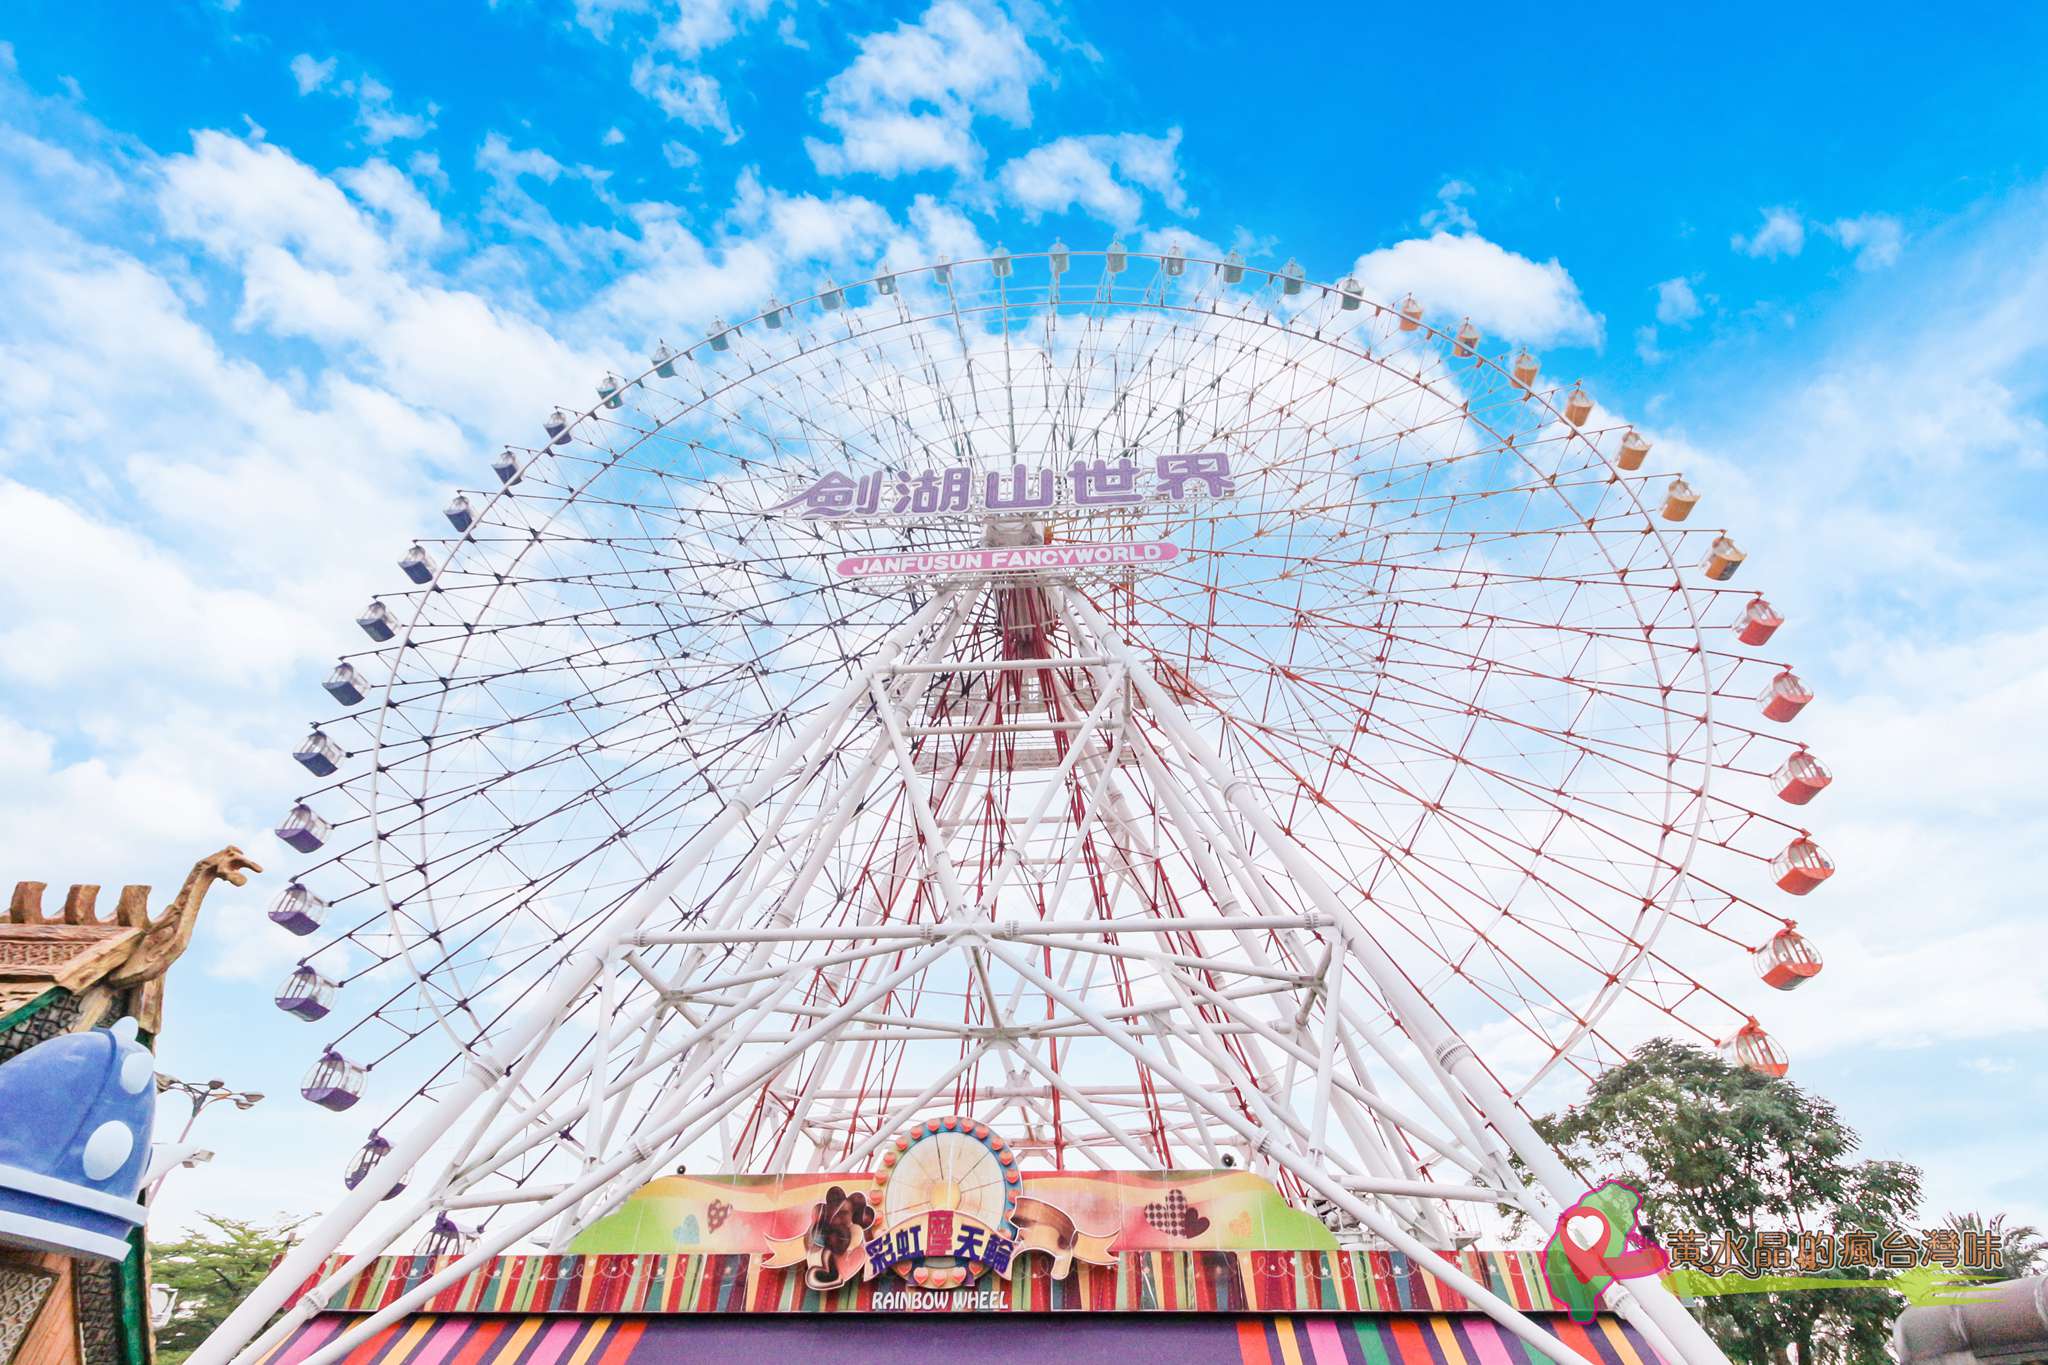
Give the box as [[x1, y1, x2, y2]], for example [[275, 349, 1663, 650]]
[[492, 448, 521, 486], [651, 342, 678, 378], [1753, 926, 1822, 991], [1105, 241, 1127, 274], [344, 1133, 406, 1198], [294, 729, 343, 777], [1772, 837, 1834, 895], [1564, 385, 1593, 427], [324, 662, 366, 706], [356, 600, 395, 641], [399, 544, 436, 584], [268, 882, 327, 936], [274, 965, 337, 1021], [1662, 477, 1699, 521], [1774, 751, 1833, 805], [1704, 535, 1746, 580], [708, 318, 732, 351], [544, 409, 572, 445], [1618, 429, 1650, 470], [420, 1214, 475, 1258], [820, 280, 844, 309], [1338, 276, 1363, 310], [1760, 669, 1813, 722], [1280, 259, 1304, 295], [275, 803, 331, 854], [933, 259, 952, 284], [444, 496, 473, 533], [1049, 240, 1069, 275], [1163, 246, 1185, 278], [1220, 250, 1245, 285], [302, 1050, 366, 1111], [598, 374, 623, 408], [1736, 597, 1783, 646], [991, 246, 1012, 279], [1721, 1019, 1789, 1078]]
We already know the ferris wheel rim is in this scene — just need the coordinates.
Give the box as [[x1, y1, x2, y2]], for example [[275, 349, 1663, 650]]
[[297, 244, 1771, 1114]]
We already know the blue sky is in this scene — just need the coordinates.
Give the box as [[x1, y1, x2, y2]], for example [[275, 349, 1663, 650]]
[[0, 0, 2043, 1239]]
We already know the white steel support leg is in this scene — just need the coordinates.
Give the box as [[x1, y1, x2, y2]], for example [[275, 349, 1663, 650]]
[[299, 935, 959, 1365], [1063, 591, 1724, 1365], [193, 592, 961, 1365], [980, 937, 1598, 1365]]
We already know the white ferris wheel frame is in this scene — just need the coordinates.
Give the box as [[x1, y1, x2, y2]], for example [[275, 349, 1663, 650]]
[[193, 251, 1762, 1365]]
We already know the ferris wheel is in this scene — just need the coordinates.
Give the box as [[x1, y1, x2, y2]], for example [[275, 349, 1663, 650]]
[[206, 245, 1837, 1365]]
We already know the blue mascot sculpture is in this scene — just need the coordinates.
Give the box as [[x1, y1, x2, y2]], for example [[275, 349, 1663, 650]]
[[0, 1016, 157, 1261]]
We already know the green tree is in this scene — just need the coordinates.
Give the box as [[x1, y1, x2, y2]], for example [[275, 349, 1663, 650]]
[[150, 1214, 306, 1365], [1938, 1211, 2045, 1280], [1534, 1039, 1921, 1365]]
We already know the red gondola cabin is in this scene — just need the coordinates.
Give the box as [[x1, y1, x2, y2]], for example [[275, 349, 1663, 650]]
[[1772, 837, 1834, 895], [1773, 751, 1832, 805], [1760, 669, 1813, 722], [1736, 597, 1783, 646]]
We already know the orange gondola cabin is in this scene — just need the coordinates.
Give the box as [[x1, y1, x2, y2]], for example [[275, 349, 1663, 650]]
[[1722, 1018, 1790, 1078], [1754, 925, 1823, 990]]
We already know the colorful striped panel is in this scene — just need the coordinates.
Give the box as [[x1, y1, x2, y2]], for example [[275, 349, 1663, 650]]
[[262, 1312, 1660, 1365], [293, 1250, 1563, 1317]]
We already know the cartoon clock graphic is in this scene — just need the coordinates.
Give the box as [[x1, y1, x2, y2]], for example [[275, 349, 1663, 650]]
[[876, 1117, 1021, 1287]]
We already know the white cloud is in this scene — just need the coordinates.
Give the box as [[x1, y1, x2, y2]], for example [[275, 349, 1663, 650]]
[[997, 129, 1185, 229], [286, 54, 435, 145], [1654, 274, 1701, 326], [337, 158, 448, 253], [1634, 323, 1664, 365], [288, 53, 335, 95], [1827, 212, 1905, 271], [651, 0, 770, 58], [352, 77, 434, 144], [589, 2, 771, 138], [1421, 179, 1476, 233], [1732, 205, 1805, 259], [806, 0, 1043, 178], [1348, 231, 1603, 347], [630, 55, 734, 139], [601, 125, 626, 147], [661, 139, 699, 169]]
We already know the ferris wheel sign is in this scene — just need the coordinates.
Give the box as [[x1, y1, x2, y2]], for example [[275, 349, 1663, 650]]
[[767, 452, 1236, 520], [834, 540, 1180, 579]]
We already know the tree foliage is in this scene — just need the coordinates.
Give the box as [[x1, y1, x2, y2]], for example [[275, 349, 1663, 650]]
[[1938, 1211, 2045, 1281], [150, 1214, 305, 1364], [1535, 1039, 1920, 1365]]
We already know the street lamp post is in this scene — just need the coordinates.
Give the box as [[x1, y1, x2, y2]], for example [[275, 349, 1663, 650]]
[[150, 1074, 263, 1205]]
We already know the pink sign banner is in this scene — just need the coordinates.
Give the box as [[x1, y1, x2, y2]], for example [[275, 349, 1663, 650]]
[[835, 541, 1180, 579]]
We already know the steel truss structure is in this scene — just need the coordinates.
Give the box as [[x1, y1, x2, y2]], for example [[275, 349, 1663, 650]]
[[201, 249, 1837, 1365]]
